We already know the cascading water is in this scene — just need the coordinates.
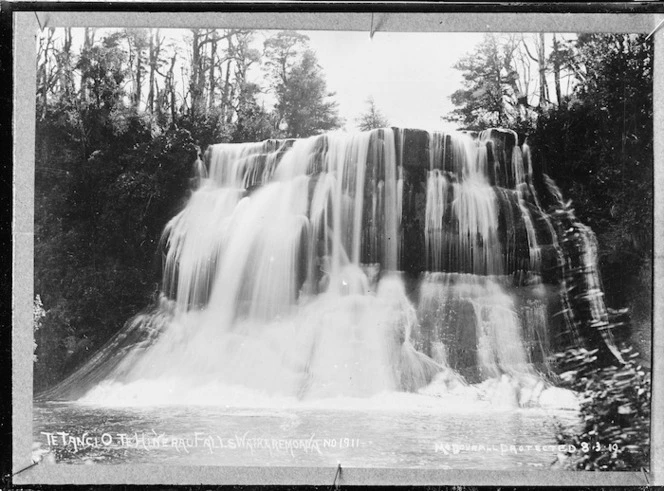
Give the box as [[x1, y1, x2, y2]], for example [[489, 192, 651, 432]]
[[41, 127, 616, 407]]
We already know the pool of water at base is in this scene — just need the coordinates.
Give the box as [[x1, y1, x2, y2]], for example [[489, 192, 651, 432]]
[[33, 396, 579, 470]]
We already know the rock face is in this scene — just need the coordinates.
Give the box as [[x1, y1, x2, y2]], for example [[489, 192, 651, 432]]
[[195, 127, 618, 376]]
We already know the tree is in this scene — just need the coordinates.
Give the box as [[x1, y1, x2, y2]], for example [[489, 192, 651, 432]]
[[263, 31, 342, 137], [277, 49, 342, 138], [80, 28, 95, 103], [146, 29, 163, 114], [446, 34, 524, 130], [36, 28, 57, 119], [550, 33, 563, 105], [124, 28, 149, 109], [222, 30, 262, 125], [536, 33, 550, 107], [263, 31, 310, 132], [263, 30, 309, 87], [74, 31, 133, 157], [188, 29, 207, 119], [519, 33, 551, 108], [232, 82, 274, 142], [356, 96, 389, 131]]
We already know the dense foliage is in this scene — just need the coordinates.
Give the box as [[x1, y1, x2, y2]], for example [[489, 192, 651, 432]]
[[34, 112, 198, 390], [530, 34, 653, 326], [553, 347, 651, 470], [33, 28, 342, 391]]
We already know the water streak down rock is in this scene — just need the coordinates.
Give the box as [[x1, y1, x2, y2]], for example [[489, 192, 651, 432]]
[[40, 127, 620, 401]]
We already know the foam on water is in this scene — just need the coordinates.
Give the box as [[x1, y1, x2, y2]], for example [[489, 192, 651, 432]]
[[78, 370, 578, 413]]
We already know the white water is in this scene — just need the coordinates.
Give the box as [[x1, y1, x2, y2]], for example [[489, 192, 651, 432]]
[[51, 128, 593, 412]]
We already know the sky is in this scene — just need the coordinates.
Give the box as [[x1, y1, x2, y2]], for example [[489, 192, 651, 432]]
[[284, 31, 485, 132]]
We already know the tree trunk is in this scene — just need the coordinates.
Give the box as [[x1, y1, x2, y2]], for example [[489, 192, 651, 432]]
[[222, 59, 233, 123], [126, 35, 135, 106], [552, 33, 562, 105], [226, 82, 236, 125], [61, 28, 73, 97], [208, 34, 218, 110], [197, 31, 209, 116], [80, 28, 95, 102], [147, 30, 155, 113], [134, 37, 142, 109], [190, 29, 201, 118], [538, 33, 549, 108], [220, 34, 233, 123], [168, 53, 178, 125], [36, 31, 48, 116]]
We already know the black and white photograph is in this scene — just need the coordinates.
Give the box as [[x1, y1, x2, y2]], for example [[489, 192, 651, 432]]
[[10, 8, 660, 486]]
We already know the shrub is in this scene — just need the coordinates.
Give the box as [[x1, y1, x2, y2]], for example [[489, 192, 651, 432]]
[[553, 346, 651, 470]]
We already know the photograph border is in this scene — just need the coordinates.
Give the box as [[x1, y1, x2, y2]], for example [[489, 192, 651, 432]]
[[11, 5, 664, 486]]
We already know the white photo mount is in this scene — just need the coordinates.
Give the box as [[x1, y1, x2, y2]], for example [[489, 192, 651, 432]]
[[11, 5, 664, 486]]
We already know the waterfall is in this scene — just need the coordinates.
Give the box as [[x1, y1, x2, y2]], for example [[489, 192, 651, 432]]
[[424, 170, 447, 272], [40, 127, 616, 404]]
